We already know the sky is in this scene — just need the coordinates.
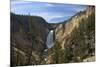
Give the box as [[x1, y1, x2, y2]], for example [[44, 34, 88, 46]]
[[11, 0, 87, 23]]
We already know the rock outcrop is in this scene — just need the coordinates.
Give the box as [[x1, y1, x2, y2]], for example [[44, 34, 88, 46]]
[[46, 6, 95, 64]]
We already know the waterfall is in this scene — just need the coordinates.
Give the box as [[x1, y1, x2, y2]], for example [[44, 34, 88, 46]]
[[46, 30, 54, 48]]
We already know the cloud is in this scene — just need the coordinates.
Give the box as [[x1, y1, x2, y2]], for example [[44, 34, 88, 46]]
[[45, 3, 54, 7], [11, 1, 87, 23], [30, 12, 73, 23]]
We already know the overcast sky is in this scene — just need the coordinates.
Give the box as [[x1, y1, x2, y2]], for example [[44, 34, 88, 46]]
[[11, 0, 87, 23]]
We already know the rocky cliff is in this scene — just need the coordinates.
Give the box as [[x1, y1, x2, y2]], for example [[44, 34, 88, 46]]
[[46, 6, 95, 64]]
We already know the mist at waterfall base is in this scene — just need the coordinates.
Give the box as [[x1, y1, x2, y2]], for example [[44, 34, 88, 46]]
[[46, 30, 54, 48]]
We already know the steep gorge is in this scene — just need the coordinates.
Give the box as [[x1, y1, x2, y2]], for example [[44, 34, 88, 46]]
[[11, 6, 95, 66]]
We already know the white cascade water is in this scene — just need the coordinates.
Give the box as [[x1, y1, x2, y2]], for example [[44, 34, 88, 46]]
[[46, 30, 54, 48]]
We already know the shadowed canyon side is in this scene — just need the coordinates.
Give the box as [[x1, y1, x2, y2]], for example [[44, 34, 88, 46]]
[[46, 6, 95, 64], [11, 13, 51, 66]]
